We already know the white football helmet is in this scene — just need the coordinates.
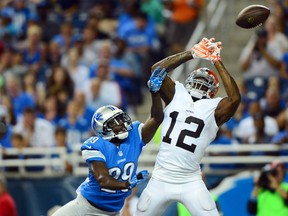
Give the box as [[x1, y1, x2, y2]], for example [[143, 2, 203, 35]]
[[185, 68, 219, 100], [91, 105, 132, 140]]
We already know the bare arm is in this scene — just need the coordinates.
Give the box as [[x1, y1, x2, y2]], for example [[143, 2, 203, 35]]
[[151, 51, 194, 105], [142, 92, 164, 144], [90, 161, 129, 189], [214, 61, 241, 126], [258, 46, 282, 69], [240, 51, 253, 71]]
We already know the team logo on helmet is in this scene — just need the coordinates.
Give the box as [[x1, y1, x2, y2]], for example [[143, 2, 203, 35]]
[[91, 105, 132, 141]]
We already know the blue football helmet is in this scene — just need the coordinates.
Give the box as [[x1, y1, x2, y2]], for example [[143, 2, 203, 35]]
[[91, 105, 132, 140]]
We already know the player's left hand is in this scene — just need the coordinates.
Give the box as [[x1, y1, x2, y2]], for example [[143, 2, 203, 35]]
[[208, 41, 222, 64], [128, 170, 149, 189], [147, 66, 167, 93]]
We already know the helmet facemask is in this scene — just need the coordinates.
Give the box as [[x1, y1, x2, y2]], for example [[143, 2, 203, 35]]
[[104, 113, 132, 140], [91, 105, 132, 141], [185, 68, 219, 100]]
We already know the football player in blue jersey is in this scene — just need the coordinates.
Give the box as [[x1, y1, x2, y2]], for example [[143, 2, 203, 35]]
[[52, 68, 165, 216], [136, 38, 241, 216]]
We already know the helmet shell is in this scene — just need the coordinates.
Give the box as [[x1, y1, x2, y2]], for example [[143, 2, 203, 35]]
[[185, 68, 219, 99], [91, 105, 132, 140]]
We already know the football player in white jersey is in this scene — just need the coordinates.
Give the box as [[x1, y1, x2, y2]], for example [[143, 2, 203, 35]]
[[52, 68, 165, 216], [136, 38, 241, 216]]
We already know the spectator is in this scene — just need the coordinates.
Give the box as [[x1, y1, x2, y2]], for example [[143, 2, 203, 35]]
[[0, 11, 17, 40], [5, 75, 35, 119], [73, 90, 94, 127], [0, 48, 14, 77], [239, 25, 285, 99], [58, 100, 90, 150], [54, 127, 72, 173], [2, 133, 26, 172], [247, 160, 288, 216], [88, 60, 123, 107], [85, 15, 110, 40], [260, 86, 286, 118], [52, 22, 76, 54], [38, 94, 62, 125], [0, 95, 16, 126], [22, 72, 37, 99], [245, 111, 276, 159], [1, 0, 31, 36], [13, 107, 55, 147], [46, 41, 62, 66], [9, 50, 28, 79], [62, 25, 105, 68], [111, 37, 143, 114], [225, 100, 250, 141], [63, 48, 90, 92], [163, 0, 203, 55], [33, 2, 61, 42], [10, 132, 25, 150], [21, 25, 43, 66], [0, 175, 18, 216], [265, 15, 288, 54], [0, 104, 12, 149], [46, 65, 74, 113], [118, 11, 159, 83], [236, 101, 279, 143], [209, 127, 237, 169], [272, 108, 288, 156]]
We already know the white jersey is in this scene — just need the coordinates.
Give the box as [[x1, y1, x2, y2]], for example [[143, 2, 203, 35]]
[[152, 81, 222, 183]]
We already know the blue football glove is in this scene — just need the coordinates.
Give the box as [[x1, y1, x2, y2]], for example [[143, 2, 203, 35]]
[[128, 170, 149, 189], [147, 66, 167, 93]]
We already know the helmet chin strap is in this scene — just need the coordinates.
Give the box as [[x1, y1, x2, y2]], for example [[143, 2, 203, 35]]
[[189, 89, 207, 100], [117, 132, 129, 140]]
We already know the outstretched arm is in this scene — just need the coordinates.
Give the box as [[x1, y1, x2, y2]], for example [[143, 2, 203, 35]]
[[214, 60, 241, 126], [152, 51, 193, 73], [150, 38, 220, 105], [151, 51, 193, 105], [90, 161, 149, 190], [141, 91, 164, 144]]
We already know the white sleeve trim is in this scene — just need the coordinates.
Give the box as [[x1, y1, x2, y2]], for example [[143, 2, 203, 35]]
[[138, 123, 144, 141], [82, 149, 106, 161]]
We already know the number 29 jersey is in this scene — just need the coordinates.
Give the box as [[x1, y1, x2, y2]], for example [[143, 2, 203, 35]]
[[153, 81, 223, 183]]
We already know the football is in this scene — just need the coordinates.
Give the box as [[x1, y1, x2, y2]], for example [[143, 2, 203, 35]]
[[235, 4, 270, 29]]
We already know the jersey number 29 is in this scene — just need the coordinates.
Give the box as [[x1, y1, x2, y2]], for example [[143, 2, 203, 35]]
[[163, 111, 204, 153]]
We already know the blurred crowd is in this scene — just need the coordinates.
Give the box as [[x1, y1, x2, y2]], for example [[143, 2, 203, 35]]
[[210, 0, 288, 164], [1, 0, 288, 173], [0, 0, 204, 173]]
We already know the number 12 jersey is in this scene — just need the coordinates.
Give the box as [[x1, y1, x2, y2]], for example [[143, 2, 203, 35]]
[[153, 81, 223, 183]]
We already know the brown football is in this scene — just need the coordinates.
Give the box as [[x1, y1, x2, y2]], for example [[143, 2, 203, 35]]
[[236, 5, 270, 29]]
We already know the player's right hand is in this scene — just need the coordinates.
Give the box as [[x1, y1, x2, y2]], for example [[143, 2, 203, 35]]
[[128, 170, 149, 189], [191, 38, 222, 64], [147, 66, 167, 93]]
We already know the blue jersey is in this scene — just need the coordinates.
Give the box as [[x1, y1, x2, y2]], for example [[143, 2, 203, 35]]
[[80, 121, 144, 212]]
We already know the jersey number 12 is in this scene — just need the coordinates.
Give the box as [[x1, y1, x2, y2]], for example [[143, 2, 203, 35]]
[[163, 111, 204, 153]]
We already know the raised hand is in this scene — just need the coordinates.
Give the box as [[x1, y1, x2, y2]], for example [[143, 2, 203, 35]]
[[190, 37, 222, 64], [128, 170, 149, 189], [147, 66, 167, 93]]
